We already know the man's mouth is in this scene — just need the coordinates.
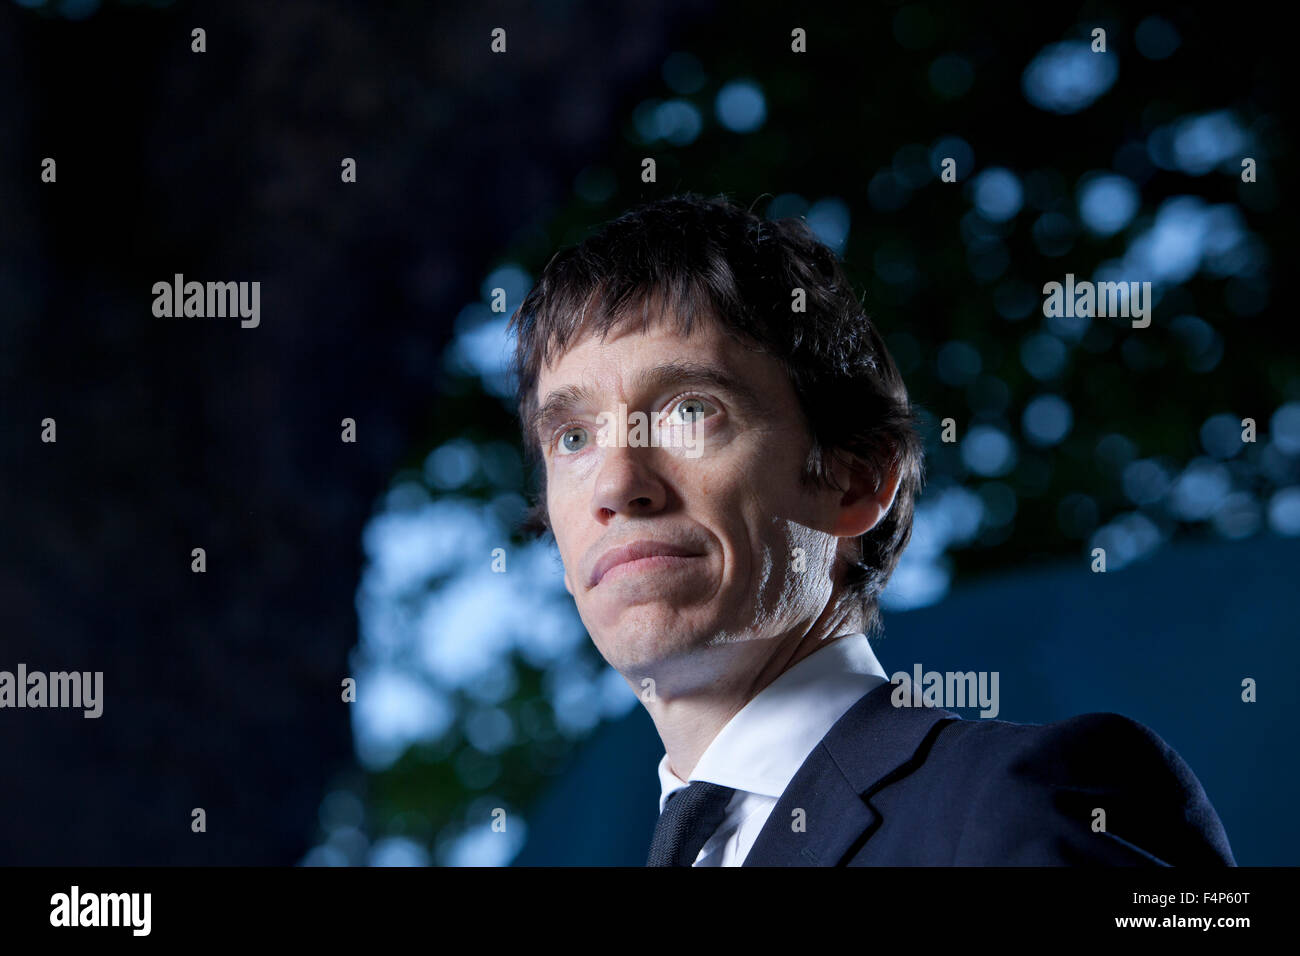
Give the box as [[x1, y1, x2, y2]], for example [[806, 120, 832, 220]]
[[588, 540, 705, 588]]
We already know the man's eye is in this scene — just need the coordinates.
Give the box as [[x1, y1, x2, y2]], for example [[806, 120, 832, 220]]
[[556, 426, 590, 455], [667, 396, 717, 424]]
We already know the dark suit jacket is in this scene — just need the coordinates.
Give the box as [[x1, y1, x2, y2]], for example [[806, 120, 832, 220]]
[[741, 680, 1235, 865]]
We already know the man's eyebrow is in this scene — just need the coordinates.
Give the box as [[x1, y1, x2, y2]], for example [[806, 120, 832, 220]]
[[632, 361, 765, 415], [530, 383, 595, 445], [530, 360, 765, 443]]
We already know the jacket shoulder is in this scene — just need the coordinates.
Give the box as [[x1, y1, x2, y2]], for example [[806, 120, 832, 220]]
[[919, 711, 1236, 865]]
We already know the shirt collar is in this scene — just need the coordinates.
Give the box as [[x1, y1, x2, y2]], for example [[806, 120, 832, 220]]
[[656, 633, 888, 812]]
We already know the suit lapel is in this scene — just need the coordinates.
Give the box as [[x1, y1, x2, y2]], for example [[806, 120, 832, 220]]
[[742, 744, 877, 865], [743, 680, 960, 866]]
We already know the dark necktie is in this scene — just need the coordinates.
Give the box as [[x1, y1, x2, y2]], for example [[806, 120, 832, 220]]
[[646, 781, 737, 866]]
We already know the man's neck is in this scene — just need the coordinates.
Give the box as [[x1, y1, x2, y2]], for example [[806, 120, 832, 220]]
[[647, 622, 858, 782]]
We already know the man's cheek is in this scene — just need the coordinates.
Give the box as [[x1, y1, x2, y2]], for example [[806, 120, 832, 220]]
[[548, 497, 586, 596]]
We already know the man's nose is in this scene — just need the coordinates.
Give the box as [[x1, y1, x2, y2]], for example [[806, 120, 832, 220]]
[[590, 442, 667, 521]]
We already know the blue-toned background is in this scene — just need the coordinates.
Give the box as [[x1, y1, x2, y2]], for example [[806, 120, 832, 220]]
[[517, 535, 1297, 865], [1, 0, 1293, 865]]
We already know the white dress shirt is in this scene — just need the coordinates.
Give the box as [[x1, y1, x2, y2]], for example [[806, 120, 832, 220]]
[[654, 632, 889, 866]]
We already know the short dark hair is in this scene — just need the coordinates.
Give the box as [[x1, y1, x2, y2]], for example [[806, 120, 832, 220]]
[[507, 192, 925, 638]]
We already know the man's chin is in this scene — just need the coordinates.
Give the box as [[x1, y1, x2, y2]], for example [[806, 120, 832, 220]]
[[585, 600, 704, 639], [588, 611, 717, 669]]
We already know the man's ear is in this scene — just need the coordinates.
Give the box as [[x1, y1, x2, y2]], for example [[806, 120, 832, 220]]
[[828, 451, 901, 539]]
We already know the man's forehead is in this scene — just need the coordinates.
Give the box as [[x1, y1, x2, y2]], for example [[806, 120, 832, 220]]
[[536, 309, 733, 387]]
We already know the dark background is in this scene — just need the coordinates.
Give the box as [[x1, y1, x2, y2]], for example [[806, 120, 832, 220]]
[[0, 0, 1293, 865]]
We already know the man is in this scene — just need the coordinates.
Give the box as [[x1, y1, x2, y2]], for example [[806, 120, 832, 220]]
[[506, 193, 1235, 866]]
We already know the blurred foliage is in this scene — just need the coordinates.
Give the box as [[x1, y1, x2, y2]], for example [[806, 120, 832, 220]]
[[300, 1, 1293, 865]]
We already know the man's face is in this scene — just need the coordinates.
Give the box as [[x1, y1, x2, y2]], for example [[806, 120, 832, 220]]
[[533, 310, 855, 692]]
